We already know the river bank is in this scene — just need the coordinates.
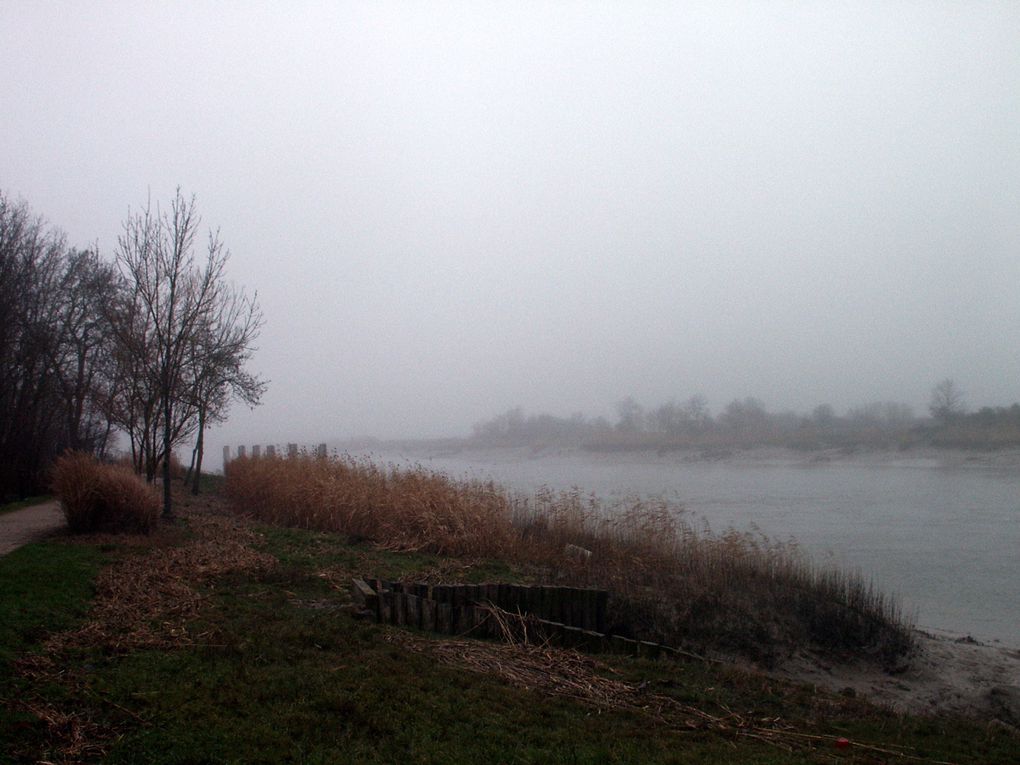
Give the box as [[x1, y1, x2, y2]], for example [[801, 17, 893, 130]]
[[343, 442, 1020, 648], [771, 628, 1020, 722], [6, 485, 1017, 762]]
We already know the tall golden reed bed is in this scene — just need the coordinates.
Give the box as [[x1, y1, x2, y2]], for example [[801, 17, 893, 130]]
[[225, 452, 913, 663]]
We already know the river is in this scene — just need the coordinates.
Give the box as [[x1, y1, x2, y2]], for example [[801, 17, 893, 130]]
[[359, 446, 1019, 646]]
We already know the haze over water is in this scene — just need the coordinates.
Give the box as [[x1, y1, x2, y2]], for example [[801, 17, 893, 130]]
[[3, 5, 1020, 450]]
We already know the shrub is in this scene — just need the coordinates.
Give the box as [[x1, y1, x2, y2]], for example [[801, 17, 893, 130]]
[[52, 452, 160, 534]]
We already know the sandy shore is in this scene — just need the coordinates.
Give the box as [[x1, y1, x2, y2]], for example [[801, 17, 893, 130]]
[[773, 629, 1020, 724]]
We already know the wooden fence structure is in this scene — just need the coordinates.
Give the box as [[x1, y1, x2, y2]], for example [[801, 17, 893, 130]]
[[351, 578, 678, 659]]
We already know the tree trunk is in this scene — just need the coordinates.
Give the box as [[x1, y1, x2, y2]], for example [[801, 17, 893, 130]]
[[185, 441, 198, 486], [162, 395, 173, 520], [191, 408, 205, 495]]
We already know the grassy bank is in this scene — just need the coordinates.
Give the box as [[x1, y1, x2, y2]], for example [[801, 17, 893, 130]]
[[0, 488, 1016, 763], [225, 453, 914, 667]]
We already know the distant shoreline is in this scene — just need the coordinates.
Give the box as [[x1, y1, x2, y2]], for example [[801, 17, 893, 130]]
[[343, 440, 1020, 472]]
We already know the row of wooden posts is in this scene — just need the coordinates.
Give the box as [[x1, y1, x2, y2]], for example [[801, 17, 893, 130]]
[[351, 578, 679, 659], [223, 443, 328, 463]]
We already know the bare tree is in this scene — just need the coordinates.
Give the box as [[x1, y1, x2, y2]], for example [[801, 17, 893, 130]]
[[48, 248, 120, 455], [929, 378, 966, 423], [614, 396, 645, 432], [184, 280, 265, 494], [0, 192, 74, 498], [114, 190, 245, 519], [682, 395, 712, 432], [105, 280, 163, 479]]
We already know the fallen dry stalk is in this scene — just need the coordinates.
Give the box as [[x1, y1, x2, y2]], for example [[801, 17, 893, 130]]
[[43, 513, 276, 655], [387, 623, 959, 764], [10, 492, 278, 762]]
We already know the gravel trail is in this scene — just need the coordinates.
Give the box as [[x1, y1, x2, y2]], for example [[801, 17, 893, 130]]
[[0, 501, 64, 556]]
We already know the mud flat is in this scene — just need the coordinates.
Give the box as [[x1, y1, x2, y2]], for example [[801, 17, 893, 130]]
[[773, 628, 1020, 724]]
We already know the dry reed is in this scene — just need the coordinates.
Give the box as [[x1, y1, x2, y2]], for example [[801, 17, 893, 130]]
[[225, 452, 514, 558], [225, 453, 914, 663]]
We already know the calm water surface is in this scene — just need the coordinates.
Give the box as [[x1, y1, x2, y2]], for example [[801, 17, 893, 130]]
[[368, 448, 1019, 645]]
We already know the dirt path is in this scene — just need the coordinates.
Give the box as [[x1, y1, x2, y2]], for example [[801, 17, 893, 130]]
[[0, 501, 64, 556]]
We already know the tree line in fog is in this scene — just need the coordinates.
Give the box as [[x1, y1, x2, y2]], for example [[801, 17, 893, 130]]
[[0, 189, 264, 513], [472, 381, 1020, 451]]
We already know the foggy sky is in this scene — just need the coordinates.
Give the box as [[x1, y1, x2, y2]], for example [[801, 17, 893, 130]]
[[3, 2, 1019, 452]]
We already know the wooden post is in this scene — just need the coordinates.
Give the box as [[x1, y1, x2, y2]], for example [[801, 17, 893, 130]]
[[595, 590, 608, 633], [351, 579, 378, 616], [582, 589, 597, 631], [404, 594, 421, 629], [437, 603, 453, 633]]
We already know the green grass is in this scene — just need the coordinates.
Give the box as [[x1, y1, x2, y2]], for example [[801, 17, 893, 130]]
[[1, 517, 1016, 764], [0, 541, 103, 668], [0, 540, 105, 759], [193, 472, 225, 495], [0, 495, 52, 516]]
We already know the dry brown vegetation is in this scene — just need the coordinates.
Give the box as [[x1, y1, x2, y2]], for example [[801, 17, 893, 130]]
[[224, 453, 514, 557], [225, 453, 915, 666], [51, 452, 161, 534], [9, 488, 278, 761]]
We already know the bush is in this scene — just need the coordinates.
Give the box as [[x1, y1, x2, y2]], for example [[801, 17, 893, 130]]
[[51, 452, 160, 534]]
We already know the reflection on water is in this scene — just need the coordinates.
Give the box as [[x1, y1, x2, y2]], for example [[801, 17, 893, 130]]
[[363, 448, 1020, 645]]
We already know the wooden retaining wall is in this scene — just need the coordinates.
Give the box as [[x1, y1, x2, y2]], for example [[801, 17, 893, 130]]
[[351, 578, 676, 659]]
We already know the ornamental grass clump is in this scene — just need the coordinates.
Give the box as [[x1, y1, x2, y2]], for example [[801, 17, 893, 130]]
[[52, 452, 160, 534]]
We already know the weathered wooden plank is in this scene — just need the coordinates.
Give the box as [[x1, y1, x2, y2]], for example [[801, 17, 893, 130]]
[[437, 602, 453, 633], [421, 598, 436, 631], [350, 578, 375, 608], [595, 590, 608, 633], [581, 588, 597, 631], [404, 594, 421, 629], [394, 592, 406, 625]]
